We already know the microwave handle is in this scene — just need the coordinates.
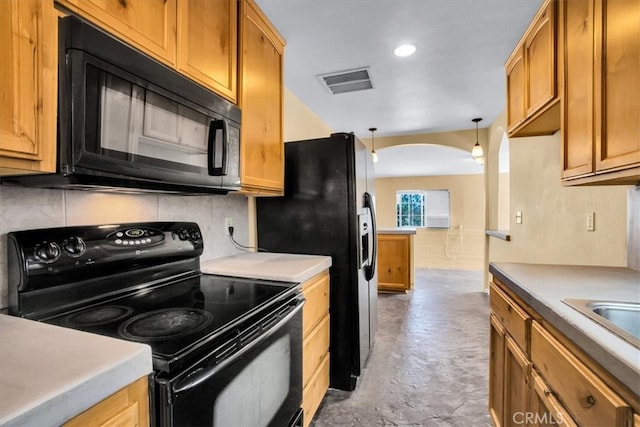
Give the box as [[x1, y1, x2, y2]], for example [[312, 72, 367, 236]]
[[208, 119, 228, 176]]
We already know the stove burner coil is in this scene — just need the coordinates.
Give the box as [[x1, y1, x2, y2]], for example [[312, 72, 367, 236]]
[[118, 308, 214, 341], [63, 306, 134, 327]]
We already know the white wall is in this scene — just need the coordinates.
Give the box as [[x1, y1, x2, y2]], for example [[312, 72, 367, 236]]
[[488, 131, 629, 267], [375, 174, 485, 270], [0, 185, 249, 309]]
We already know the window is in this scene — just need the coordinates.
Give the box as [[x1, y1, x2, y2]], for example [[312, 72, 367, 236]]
[[396, 190, 450, 228]]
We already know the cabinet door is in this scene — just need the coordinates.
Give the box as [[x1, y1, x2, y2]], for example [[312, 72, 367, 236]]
[[594, 0, 640, 173], [530, 370, 577, 427], [504, 335, 531, 427], [489, 315, 506, 427], [560, 0, 595, 179], [64, 376, 149, 427], [57, 0, 177, 67], [177, 0, 237, 102], [0, 0, 57, 175], [525, 0, 555, 116], [377, 235, 410, 292], [239, 0, 285, 194], [506, 46, 526, 132]]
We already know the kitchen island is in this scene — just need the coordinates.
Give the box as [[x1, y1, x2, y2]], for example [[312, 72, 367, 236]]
[[0, 314, 152, 427], [488, 262, 640, 426], [377, 228, 416, 292]]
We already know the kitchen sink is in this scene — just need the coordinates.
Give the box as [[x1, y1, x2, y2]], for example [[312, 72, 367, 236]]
[[562, 299, 640, 349]]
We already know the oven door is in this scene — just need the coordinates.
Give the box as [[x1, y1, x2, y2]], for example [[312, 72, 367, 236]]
[[155, 298, 304, 427]]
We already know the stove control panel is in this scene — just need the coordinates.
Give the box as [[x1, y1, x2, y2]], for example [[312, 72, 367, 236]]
[[106, 227, 165, 247], [7, 222, 205, 294]]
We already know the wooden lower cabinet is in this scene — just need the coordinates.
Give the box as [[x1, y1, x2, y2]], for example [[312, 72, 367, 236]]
[[489, 315, 506, 426], [64, 376, 149, 427], [530, 370, 577, 427], [489, 279, 636, 427], [531, 322, 633, 427], [504, 335, 531, 426], [301, 271, 330, 427], [377, 232, 413, 292]]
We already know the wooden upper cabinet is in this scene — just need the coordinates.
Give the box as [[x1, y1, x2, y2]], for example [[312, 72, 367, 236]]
[[506, 0, 560, 138], [594, 0, 640, 174], [0, 0, 57, 175], [525, 1, 556, 116], [506, 47, 526, 131], [177, 0, 237, 103], [239, 0, 285, 195], [559, 0, 595, 179], [561, 0, 640, 185], [56, 0, 240, 102], [57, 0, 177, 67]]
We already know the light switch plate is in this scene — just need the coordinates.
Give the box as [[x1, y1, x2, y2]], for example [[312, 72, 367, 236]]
[[587, 212, 595, 231], [515, 211, 523, 224]]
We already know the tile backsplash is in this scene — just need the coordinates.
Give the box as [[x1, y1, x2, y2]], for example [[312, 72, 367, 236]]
[[0, 185, 249, 309]]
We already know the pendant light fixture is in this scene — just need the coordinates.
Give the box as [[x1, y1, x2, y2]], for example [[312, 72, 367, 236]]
[[471, 118, 484, 164], [369, 127, 379, 163]]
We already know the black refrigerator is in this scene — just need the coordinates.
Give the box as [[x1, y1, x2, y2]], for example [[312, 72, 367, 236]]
[[256, 132, 378, 391]]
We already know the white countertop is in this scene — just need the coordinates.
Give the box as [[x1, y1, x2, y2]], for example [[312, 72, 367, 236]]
[[377, 228, 417, 235], [201, 252, 332, 283], [0, 315, 152, 427], [489, 262, 640, 396]]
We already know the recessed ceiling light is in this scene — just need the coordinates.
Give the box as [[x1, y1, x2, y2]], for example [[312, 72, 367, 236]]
[[394, 44, 416, 57]]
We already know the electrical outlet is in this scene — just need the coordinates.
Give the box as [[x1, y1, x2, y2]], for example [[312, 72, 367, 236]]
[[515, 211, 523, 224], [587, 212, 595, 231], [225, 217, 233, 235]]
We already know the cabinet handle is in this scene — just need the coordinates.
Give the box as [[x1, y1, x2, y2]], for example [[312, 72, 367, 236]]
[[581, 395, 596, 408]]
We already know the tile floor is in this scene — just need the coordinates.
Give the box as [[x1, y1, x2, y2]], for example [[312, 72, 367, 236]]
[[312, 269, 491, 427]]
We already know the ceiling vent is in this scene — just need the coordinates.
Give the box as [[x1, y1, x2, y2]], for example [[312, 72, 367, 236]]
[[318, 67, 373, 95]]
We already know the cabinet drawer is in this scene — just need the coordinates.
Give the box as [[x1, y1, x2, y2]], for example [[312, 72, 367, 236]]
[[302, 273, 329, 336], [302, 353, 329, 427], [303, 314, 330, 387], [531, 322, 632, 427], [490, 282, 531, 352]]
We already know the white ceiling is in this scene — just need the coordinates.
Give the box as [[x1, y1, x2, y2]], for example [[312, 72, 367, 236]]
[[255, 0, 542, 175]]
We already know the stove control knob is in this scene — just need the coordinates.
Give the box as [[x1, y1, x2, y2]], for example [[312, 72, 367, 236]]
[[189, 229, 201, 242], [63, 236, 86, 257], [178, 229, 190, 241], [35, 242, 61, 263]]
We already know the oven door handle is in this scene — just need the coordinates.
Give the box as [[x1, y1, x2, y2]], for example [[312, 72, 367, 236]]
[[173, 299, 304, 394]]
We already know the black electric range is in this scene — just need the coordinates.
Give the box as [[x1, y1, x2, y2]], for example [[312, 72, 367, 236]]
[[7, 222, 304, 427]]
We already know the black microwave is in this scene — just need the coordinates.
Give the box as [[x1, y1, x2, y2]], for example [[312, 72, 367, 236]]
[[3, 16, 241, 194]]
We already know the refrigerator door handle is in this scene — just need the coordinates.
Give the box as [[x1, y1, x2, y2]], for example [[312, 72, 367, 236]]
[[363, 192, 377, 281]]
